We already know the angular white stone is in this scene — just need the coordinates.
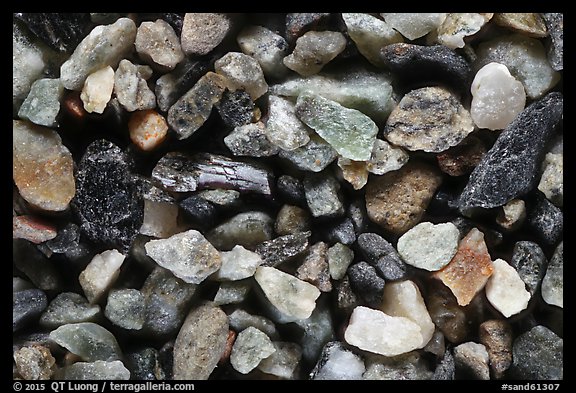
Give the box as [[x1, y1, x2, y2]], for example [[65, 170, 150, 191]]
[[283, 31, 347, 76], [538, 152, 563, 207], [367, 139, 409, 175], [135, 19, 184, 71], [215, 52, 268, 100], [485, 259, 531, 318], [18, 78, 64, 127], [214, 245, 262, 281], [344, 306, 424, 357], [79, 250, 125, 303], [213, 280, 251, 305], [397, 222, 460, 271], [471, 62, 526, 131], [230, 327, 276, 374], [81, 66, 115, 114], [381, 13, 447, 40], [254, 266, 320, 320], [139, 200, 180, 239], [257, 341, 302, 379], [145, 230, 222, 284], [265, 95, 311, 151], [381, 280, 434, 349], [453, 342, 490, 380], [437, 13, 492, 49], [311, 342, 365, 380], [237, 26, 289, 79], [496, 199, 526, 232]]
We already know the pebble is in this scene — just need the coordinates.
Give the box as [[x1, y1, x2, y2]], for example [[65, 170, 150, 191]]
[[293, 305, 335, 363], [214, 245, 262, 281], [356, 233, 406, 281], [337, 159, 368, 190], [298, 93, 379, 161], [485, 259, 531, 317], [228, 309, 279, 340], [18, 78, 64, 127], [344, 306, 423, 357], [367, 139, 409, 176], [237, 25, 289, 79], [541, 242, 563, 308], [310, 341, 365, 380], [538, 152, 563, 207], [296, 242, 332, 292], [214, 280, 252, 305], [303, 172, 345, 218], [257, 341, 302, 379], [13, 215, 57, 244], [434, 228, 494, 306], [274, 205, 310, 236], [510, 325, 563, 380], [13, 345, 56, 380], [139, 200, 179, 239], [49, 322, 122, 362], [381, 13, 446, 40], [327, 243, 354, 280], [60, 17, 137, 91], [473, 34, 560, 99], [342, 13, 403, 67], [216, 90, 257, 128], [397, 222, 460, 271], [74, 140, 144, 253], [124, 348, 163, 380], [13, 289, 48, 332], [433, 350, 455, 380], [335, 276, 359, 313], [13, 120, 75, 212], [427, 282, 469, 344], [230, 327, 276, 374], [114, 59, 156, 112], [366, 161, 442, 235], [135, 19, 184, 71], [436, 13, 492, 49], [265, 95, 311, 151], [270, 66, 396, 124], [527, 193, 563, 246], [510, 241, 547, 296], [493, 13, 548, 38], [384, 86, 475, 153], [180, 13, 230, 56], [152, 152, 274, 195], [451, 219, 499, 251], [283, 31, 346, 76], [380, 43, 471, 92], [13, 240, 62, 292], [198, 189, 240, 207], [453, 342, 490, 380], [457, 92, 563, 212], [542, 13, 563, 71], [285, 13, 331, 44], [155, 58, 211, 112], [40, 293, 101, 329], [215, 52, 268, 100], [140, 267, 197, 338], [167, 72, 229, 140], [255, 231, 311, 267], [322, 218, 357, 246], [173, 302, 229, 380], [128, 110, 168, 152], [496, 199, 527, 232], [278, 134, 338, 172], [104, 289, 146, 330], [145, 229, 221, 284], [178, 195, 216, 228], [381, 280, 435, 349], [207, 211, 274, 250], [224, 122, 280, 157], [363, 352, 434, 380], [479, 320, 513, 379], [55, 360, 130, 380], [347, 262, 386, 308], [79, 249, 125, 303], [79, 66, 114, 114], [254, 266, 321, 320], [471, 62, 526, 131]]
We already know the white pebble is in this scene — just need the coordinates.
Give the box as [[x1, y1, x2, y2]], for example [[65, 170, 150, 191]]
[[381, 13, 447, 40], [80, 66, 114, 114], [485, 258, 531, 318], [79, 250, 125, 303]]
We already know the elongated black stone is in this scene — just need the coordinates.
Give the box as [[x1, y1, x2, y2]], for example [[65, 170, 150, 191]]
[[73, 139, 144, 253], [380, 43, 471, 92], [256, 231, 311, 267], [458, 92, 563, 213], [14, 13, 91, 53], [152, 152, 274, 195]]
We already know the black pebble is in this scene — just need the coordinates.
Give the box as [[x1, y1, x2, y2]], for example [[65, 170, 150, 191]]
[[347, 261, 386, 308]]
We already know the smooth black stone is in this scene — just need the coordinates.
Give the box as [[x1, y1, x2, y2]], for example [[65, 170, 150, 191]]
[[509, 325, 563, 380], [14, 13, 91, 53], [285, 13, 332, 44], [433, 349, 455, 380], [216, 90, 255, 128], [256, 231, 311, 267], [356, 233, 406, 280], [45, 223, 90, 262], [178, 195, 217, 228], [527, 193, 563, 246], [458, 92, 563, 213], [13, 289, 48, 332], [347, 261, 386, 308], [276, 175, 306, 206], [380, 43, 471, 93], [510, 241, 548, 296], [13, 239, 62, 292], [125, 347, 163, 380], [73, 140, 144, 254], [322, 218, 356, 245]]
